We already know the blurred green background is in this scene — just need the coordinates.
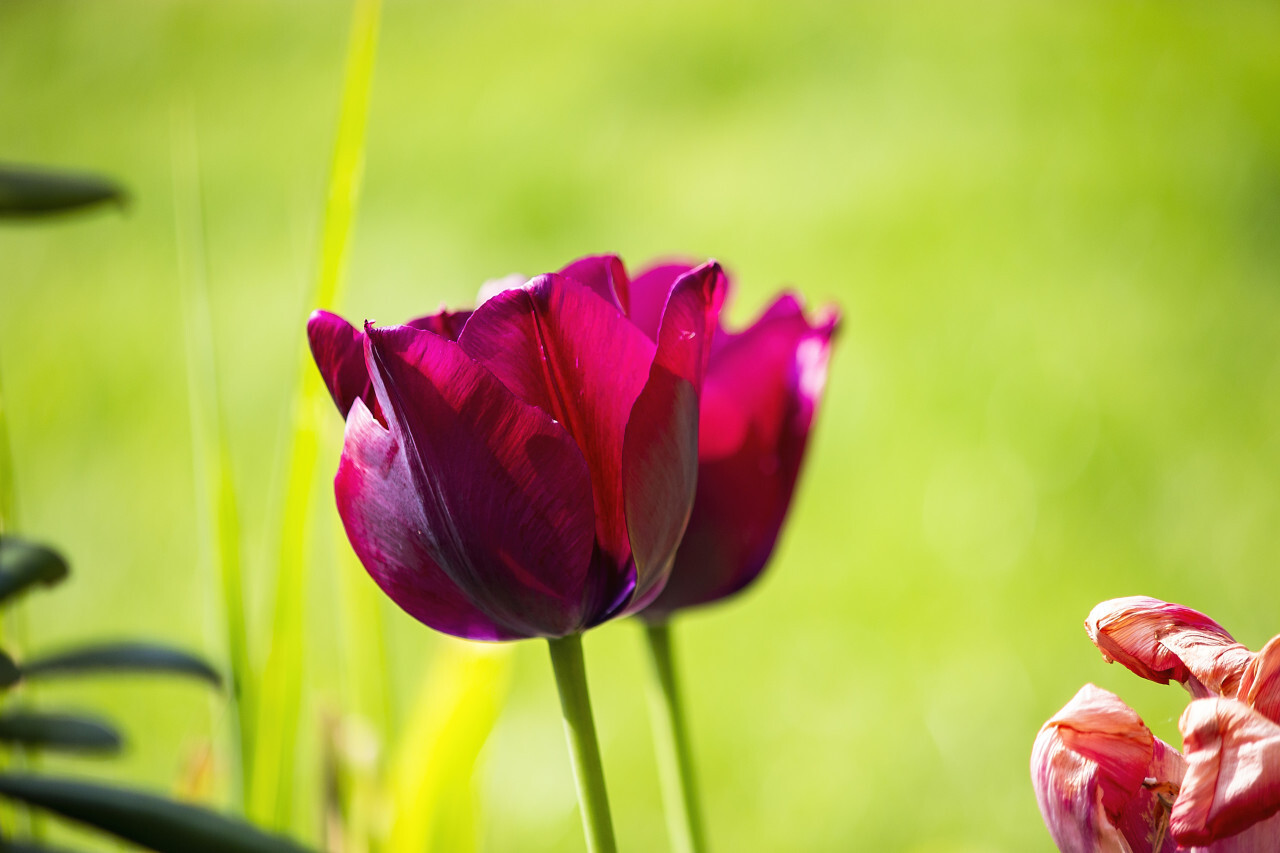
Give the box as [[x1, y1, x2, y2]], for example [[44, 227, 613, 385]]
[[4, 0, 1280, 850]]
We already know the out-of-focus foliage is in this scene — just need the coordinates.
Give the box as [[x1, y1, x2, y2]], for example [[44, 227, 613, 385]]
[[3, 0, 1280, 850]]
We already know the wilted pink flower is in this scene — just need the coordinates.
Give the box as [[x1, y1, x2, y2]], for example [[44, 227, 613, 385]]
[[1171, 697, 1280, 849], [1032, 684, 1185, 853], [308, 258, 727, 640], [1086, 597, 1255, 698], [600, 262, 839, 619]]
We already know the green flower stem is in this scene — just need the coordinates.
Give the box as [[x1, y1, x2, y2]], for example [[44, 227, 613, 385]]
[[547, 633, 617, 853], [642, 619, 706, 853]]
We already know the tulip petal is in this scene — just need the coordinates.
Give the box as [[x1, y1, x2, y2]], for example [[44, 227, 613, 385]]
[[308, 310, 376, 419], [335, 398, 517, 641], [627, 262, 698, 340], [457, 274, 657, 613], [644, 293, 838, 618], [1172, 698, 1280, 846], [405, 309, 472, 342], [558, 254, 631, 316], [622, 262, 728, 611], [362, 324, 597, 637], [1237, 635, 1280, 726], [1086, 597, 1254, 698], [1031, 684, 1184, 853]]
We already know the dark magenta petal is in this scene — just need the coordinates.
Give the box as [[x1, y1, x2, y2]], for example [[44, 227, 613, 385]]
[[627, 261, 698, 340], [644, 292, 838, 618], [405, 308, 473, 341], [362, 323, 598, 637], [458, 275, 656, 603], [622, 262, 728, 611], [308, 309, 376, 419], [558, 254, 630, 316], [335, 398, 518, 641]]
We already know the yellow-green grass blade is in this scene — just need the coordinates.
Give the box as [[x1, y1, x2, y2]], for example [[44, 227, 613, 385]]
[[386, 641, 512, 853], [172, 111, 253, 806], [0, 367, 16, 537], [248, 0, 382, 833]]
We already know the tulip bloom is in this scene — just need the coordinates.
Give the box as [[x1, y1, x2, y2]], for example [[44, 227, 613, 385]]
[[308, 260, 726, 641], [1032, 684, 1185, 853], [1086, 597, 1255, 699], [630, 268, 838, 619], [1037, 599, 1280, 852]]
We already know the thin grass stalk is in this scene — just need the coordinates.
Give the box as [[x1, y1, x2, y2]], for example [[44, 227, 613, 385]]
[[248, 0, 382, 832], [0, 369, 14, 539], [171, 111, 253, 806]]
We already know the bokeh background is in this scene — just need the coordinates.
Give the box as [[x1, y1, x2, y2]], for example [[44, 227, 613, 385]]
[[4, 1, 1280, 850]]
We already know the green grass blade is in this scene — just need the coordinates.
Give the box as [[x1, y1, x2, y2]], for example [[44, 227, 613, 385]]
[[0, 368, 16, 537], [386, 641, 513, 853], [248, 0, 382, 833], [171, 111, 254, 803]]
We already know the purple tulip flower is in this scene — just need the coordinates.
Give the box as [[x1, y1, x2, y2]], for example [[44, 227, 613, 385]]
[[308, 258, 726, 641], [622, 263, 838, 619]]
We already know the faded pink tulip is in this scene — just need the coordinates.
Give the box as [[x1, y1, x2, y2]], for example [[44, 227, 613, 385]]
[[1086, 597, 1255, 699], [1031, 684, 1185, 853]]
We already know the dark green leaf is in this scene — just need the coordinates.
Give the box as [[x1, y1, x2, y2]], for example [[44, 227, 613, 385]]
[[0, 538, 70, 602], [0, 711, 122, 754], [0, 166, 125, 218], [0, 774, 316, 853], [0, 650, 19, 688], [21, 643, 221, 688]]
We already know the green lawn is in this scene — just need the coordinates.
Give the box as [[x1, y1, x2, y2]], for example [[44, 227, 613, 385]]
[[3, 0, 1280, 850]]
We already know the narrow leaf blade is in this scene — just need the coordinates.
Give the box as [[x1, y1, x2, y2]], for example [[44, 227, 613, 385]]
[[21, 642, 221, 687], [0, 711, 122, 754], [0, 774, 316, 853], [0, 166, 125, 217], [0, 649, 20, 687], [0, 538, 70, 602]]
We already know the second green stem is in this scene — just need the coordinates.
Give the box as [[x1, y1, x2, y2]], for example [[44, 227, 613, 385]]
[[643, 619, 707, 853]]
